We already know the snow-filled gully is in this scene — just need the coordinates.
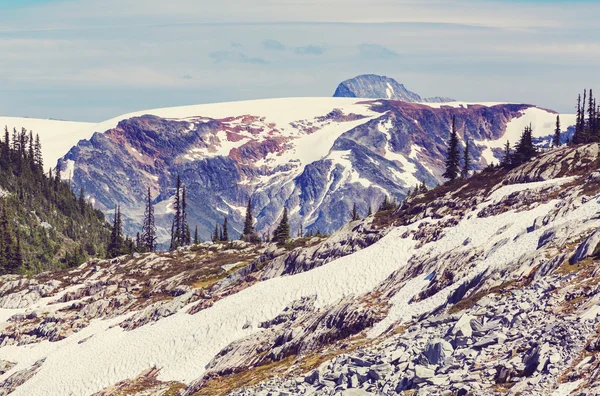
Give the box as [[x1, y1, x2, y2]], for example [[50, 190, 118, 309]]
[[1, 177, 599, 396]]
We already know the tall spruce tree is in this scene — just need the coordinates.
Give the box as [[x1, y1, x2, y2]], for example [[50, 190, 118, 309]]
[[351, 203, 360, 221], [212, 223, 219, 243], [275, 207, 290, 245], [141, 187, 156, 252], [553, 115, 561, 147], [181, 186, 188, 246], [443, 116, 460, 182], [194, 226, 199, 245], [107, 206, 124, 258], [243, 198, 254, 237], [461, 135, 471, 179], [169, 175, 182, 250], [501, 141, 512, 167], [221, 217, 229, 241], [513, 125, 536, 165]]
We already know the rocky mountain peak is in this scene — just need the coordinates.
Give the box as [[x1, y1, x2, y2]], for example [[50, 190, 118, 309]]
[[333, 74, 455, 103]]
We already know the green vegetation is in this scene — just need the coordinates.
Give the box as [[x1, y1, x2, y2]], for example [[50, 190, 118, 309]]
[[0, 126, 111, 274]]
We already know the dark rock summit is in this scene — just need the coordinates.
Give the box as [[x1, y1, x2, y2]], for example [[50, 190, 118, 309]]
[[333, 74, 455, 102]]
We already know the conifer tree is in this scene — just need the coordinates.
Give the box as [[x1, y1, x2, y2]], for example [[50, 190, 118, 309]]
[[575, 93, 583, 144], [351, 203, 360, 221], [107, 206, 125, 258], [274, 207, 290, 245], [141, 187, 156, 252], [181, 186, 188, 245], [368, 206, 372, 216], [443, 116, 460, 182], [34, 134, 42, 169], [513, 125, 536, 165], [221, 217, 229, 241], [169, 175, 182, 250], [501, 141, 512, 167], [461, 136, 471, 179], [212, 223, 219, 243], [553, 115, 561, 147], [194, 226, 199, 245], [243, 198, 254, 237]]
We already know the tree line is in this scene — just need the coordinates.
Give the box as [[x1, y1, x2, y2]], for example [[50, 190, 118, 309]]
[[0, 126, 111, 274]]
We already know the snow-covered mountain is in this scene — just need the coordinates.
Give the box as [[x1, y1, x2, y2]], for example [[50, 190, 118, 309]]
[[333, 74, 455, 102], [55, 97, 575, 243], [2, 143, 600, 395]]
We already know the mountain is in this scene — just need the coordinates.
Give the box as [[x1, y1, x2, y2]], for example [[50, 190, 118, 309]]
[[55, 98, 575, 244], [2, 143, 600, 395], [333, 74, 455, 102], [0, 117, 95, 169]]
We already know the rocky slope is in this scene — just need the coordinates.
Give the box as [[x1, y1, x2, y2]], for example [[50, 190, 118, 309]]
[[333, 74, 455, 103], [1, 143, 600, 395], [57, 98, 575, 243]]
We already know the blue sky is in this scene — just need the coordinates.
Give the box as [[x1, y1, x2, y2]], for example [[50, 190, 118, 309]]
[[0, 0, 599, 121]]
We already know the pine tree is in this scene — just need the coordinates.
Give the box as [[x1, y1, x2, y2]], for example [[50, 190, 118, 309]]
[[461, 135, 471, 179], [169, 175, 182, 251], [351, 203, 360, 221], [221, 217, 229, 241], [367, 206, 372, 216], [275, 208, 290, 245], [513, 125, 536, 165], [211, 223, 217, 243], [107, 206, 125, 258], [243, 198, 254, 237], [141, 187, 156, 252], [574, 93, 583, 144], [501, 140, 512, 167], [553, 115, 561, 147], [194, 225, 199, 245], [443, 116, 460, 182], [34, 134, 42, 169], [181, 185, 188, 246], [588, 89, 595, 138]]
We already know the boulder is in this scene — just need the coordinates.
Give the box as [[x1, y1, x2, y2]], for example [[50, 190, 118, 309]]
[[424, 339, 454, 365], [451, 314, 475, 338]]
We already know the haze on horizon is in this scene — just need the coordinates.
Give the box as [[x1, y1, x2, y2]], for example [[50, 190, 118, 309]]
[[0, 0, 598, 122]]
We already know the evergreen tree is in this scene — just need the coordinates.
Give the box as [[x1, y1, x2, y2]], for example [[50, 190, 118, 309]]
[[169, 175, 182, 250], [443, 116, 460, 182], [367, 206, 372, 216], [461, 135, 471, 179], [575, 93, 583, 144], [513, 125, 536, 165], [501, 140, 512, 167], [141, 187, 156, 252], [221, 217, 229, 241], [274, 207, 290, 245], [553, 115, 561, 147], [34, 134, 42, 169], [243, 198, 254, 237], [378, 195, 396, 212], [107, 206, 125, 258], [212, 223, 219, 243], [588, 89, 596, 137], [181, 186, 188, 246], [351, 203, 360, 221], [194, 225, 199, 245]]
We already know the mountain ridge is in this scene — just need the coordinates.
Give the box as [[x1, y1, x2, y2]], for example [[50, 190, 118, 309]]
[[56, 98, 576, 243]]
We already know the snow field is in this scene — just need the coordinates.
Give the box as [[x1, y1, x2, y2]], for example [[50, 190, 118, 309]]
[[370, 178, 600, 337], [0, 223, 422, 396]]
